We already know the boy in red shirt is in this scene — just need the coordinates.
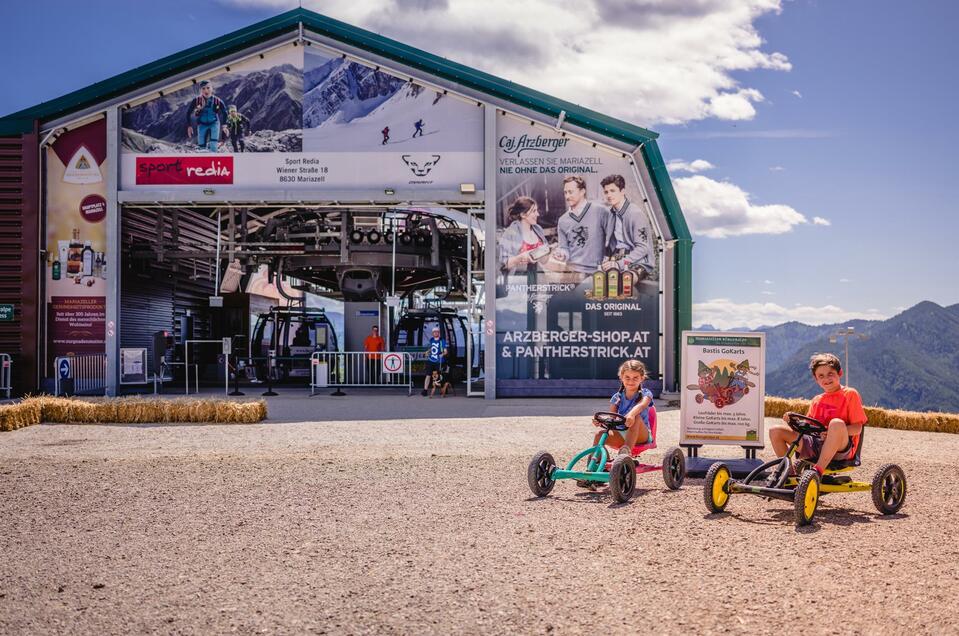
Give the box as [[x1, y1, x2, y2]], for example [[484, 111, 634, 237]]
[[768, 353, 867, 475]]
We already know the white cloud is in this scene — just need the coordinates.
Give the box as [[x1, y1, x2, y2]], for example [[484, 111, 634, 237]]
[[791, 89, 802, 98], [666, 159, 715, 173], [220, 0, 791, 126], [839, 278, 852, 283], [761, 291, 775, 296], [672, 175, 807, 238], [707, 88, 765, 120], [693, 299, 888, 330], [812, 216, 831, 226], [769, 165, 784, 172], [763, 279, 774, 285]]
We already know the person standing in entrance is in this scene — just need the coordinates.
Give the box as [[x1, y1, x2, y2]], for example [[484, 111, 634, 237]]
[[363, 325, 385, 385], [422, 327, 447, 396]]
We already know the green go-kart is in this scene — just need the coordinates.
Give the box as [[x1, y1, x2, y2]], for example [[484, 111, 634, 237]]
[[704, 412, 907, 526], [527, 410, 686, 503]]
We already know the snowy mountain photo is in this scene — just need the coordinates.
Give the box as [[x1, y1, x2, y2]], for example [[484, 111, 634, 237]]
[[302, 49, 483, 152]]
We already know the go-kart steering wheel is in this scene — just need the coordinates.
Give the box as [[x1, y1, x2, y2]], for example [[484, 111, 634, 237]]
[[594, 411, 628, 431], [785, 412, 828, 436]]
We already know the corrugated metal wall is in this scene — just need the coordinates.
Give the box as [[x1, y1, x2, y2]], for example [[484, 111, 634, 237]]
[[120, 206, 216, 354], [0, 126, 40, 395]]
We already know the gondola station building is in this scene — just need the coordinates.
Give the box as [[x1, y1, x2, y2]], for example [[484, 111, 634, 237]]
[[0, 7, 691, 399]]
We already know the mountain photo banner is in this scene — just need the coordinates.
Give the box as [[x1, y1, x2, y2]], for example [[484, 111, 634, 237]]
[[119, 43, 483, 192]]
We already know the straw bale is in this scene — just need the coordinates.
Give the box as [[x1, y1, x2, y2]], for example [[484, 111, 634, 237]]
[[765, 396, 959, 434]]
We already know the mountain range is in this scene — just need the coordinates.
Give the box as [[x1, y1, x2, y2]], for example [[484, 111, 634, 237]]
[[302, 56, 407, 129], [121, 63, 303, 152], [698, 301, 959, 412]]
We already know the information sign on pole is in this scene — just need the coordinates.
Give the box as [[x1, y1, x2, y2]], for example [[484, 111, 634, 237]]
[[680, 331, 766, 447]]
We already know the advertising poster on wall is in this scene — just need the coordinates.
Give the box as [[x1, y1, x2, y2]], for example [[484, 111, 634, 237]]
[[494, 114, 660, 396], [45, 119, 108, 368], [680, 332, 765, 447], [119, 43, 483, 191]]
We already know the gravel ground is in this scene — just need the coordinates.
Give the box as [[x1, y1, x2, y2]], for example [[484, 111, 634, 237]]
[[1, 394, 957, 635]]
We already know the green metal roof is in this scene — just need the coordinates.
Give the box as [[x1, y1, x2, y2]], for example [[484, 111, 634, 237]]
[[0, 7, 659, 146]]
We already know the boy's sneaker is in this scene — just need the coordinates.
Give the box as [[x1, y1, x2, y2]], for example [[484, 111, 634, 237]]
[[617, 446, 633, 456]]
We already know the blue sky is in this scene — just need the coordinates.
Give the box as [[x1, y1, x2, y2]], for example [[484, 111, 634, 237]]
[[1, 0, 955, 328]]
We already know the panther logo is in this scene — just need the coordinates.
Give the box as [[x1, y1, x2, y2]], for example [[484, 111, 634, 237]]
[[402, 154, 441, 177]]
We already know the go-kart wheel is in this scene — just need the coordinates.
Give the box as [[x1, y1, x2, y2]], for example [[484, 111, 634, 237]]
[[527, 451, 556, 497], [661, 446, 686, 490], [609, 455, 636, 503], [794, 469, 820, 526], [871, 463, 907, 515], [703, 462, 731, 513]]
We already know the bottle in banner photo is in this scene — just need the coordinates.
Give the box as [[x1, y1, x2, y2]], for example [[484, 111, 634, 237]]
[[52, 259, 61, 280], [82, 241, 94, 276], [592, 272, 606, 299], [608, 269, 619, 299], [67, 228, 82, 277]]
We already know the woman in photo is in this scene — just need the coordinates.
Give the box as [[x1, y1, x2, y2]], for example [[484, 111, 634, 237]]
[[498, 196, 550, 275]]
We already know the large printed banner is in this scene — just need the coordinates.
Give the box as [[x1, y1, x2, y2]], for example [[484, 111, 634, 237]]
[[45, 119, 108, 368], [120, 44, 484, 191], [680, 332, 766, 447], [494, 114, 660, 396]]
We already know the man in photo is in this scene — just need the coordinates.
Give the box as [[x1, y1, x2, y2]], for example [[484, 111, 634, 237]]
[[553, 175, 610, 274], [600, 174, 655, 279], [186, 80, 227, 152]]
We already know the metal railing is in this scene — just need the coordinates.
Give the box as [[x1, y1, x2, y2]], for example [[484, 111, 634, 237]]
[[0, 353, 11, 398], [54, 353, 107, 396], [309, 351, 413, 396]]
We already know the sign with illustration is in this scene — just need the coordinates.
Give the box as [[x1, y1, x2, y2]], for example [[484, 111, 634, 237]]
[[119, 43, 483, 191], [680, 332, 766, 447], [45, 119, 108, 371], [494, 113, 661, 396]]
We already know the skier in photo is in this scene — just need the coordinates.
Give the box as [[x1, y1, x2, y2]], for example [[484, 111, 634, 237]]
[[186, 80, 227, 152], [382, 126, 390, 145], [225, 105, 252, 153], [412, 119, 425, 138]]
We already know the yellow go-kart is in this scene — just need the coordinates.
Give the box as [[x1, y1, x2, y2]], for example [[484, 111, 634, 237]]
[[704, 412, 907, 526]]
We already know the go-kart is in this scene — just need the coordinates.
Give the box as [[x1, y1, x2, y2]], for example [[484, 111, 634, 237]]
[[704, 412, 907, 526], [527, 409, 686, 503]]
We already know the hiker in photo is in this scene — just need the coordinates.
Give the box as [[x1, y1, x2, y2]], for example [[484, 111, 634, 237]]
[[224, 105, 252, 153], [553, 175, 611, 274], [412, 118, 425, 138], [381, 126, 390, 145], [600, 174, 655, 279], [186, 80, 227, 152]]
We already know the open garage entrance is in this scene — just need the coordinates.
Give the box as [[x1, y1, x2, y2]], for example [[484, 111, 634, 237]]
[[118, 203, 486, 395]]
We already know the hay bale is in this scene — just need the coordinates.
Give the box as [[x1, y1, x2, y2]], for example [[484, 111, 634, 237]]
[[2, 395, 265, 431]]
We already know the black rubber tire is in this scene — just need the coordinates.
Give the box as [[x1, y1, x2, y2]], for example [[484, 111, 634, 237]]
[[794, 469, 820, 526], [609, 455, 636, 503], [527, 451, 556, 497], [661, 446, 686, 490], [871, 463, 907, 515], [703, 462, 731, 513]]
